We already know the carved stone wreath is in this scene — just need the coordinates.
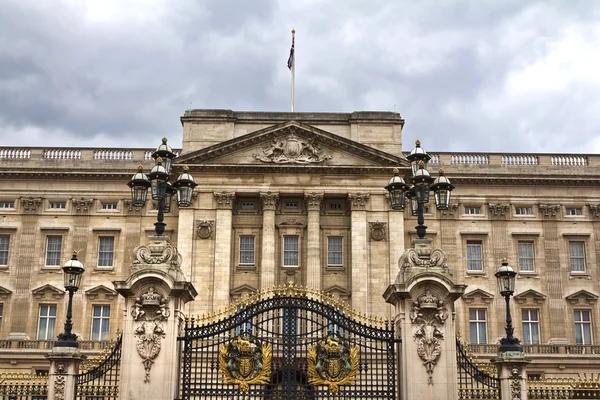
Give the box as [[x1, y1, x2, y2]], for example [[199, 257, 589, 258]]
[[131, 285, 171, 383], [409, 289, 448, 385], [369, 222, 387, 241], [195, 220, 214, 240]]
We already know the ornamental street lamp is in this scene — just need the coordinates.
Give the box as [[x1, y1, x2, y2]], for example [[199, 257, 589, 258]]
[[128, 138, 197, 236], [385, 140, 455, 239], [495, 258, 523, 353], [56, 251, 85, 348]]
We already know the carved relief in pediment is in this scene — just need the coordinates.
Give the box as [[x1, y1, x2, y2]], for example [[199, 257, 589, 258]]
[[254, 132, 331, 164]]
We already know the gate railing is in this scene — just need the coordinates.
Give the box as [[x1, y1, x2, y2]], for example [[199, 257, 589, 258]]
[[528, 375, 600, 399], [456, 337, 500, 399], [75, 332, 122, 400], [0, 373, 47, 400]]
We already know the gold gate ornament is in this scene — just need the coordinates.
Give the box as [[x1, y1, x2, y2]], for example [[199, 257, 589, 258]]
[[308, 334, 359, 393], [219, 334, 272, 392]]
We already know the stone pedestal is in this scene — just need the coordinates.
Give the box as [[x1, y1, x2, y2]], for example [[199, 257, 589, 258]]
[[113, 235, 197, 400], [46, 346, 86, 400], [383, 239, 466, 400], [492, 352, 530, 400]]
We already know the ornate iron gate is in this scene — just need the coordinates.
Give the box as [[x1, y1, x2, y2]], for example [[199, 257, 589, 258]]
[[179, 285, 397, 400], [75, 333, 122, 400], [456, 338, 500, 400]]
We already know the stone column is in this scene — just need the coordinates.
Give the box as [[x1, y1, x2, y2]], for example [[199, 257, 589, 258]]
[[492, 354, 530, 400], [213, 192, 235, 308], [46, 347, 86, 400], [304, 192, 323, 290], [260, 192, 279, 290], [348, 193, 369, 312], [384, 239, 466, 400], [113, 235, 197, 400]]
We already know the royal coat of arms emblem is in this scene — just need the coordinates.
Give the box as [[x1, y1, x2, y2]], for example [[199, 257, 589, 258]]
[[219, 334, 272, 392], [308, 334, 359, 393]]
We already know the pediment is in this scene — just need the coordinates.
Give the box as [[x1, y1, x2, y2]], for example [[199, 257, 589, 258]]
[[566, 290, 599, 305], [323, 285, 352, 301], [462, 289, 494, 304], [175, 121, 409, 172], [0, 286, 12, 300], [230, 284, 257, 300], [513, 289, 547, 305], [32, 284, 65, 299], [85, 285, 118, 300]]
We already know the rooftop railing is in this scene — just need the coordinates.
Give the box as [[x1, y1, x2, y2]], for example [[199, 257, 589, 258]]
[[0, 147, 180, 162]]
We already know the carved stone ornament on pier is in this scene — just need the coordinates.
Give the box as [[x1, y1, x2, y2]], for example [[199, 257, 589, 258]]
[[131, 285, 171, 383], [20, 197, 42, 213], [254, 133, 331, 164], [369, 222, 387, 241], [132, 237, 181, 269], [409, 289, 449, 385], [348, 193, 370, 211], [195, 220, 214, 240], [72, 198, 94, 213], [214, 192, 236, 209], [539, 204, 561, 218], [589, 204, 600, 218], [488, 203, 510, 218]]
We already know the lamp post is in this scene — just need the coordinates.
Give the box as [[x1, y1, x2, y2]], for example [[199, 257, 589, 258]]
[[495, 258, 523, 353], [128, 138, 197, 236], [385, 140, 455, 238], [56, 251, 85, 348]]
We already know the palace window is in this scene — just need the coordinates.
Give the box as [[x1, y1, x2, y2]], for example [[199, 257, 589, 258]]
[[464, 207, 481, 215], [522, 309, 540, 344], [518, 241, 534, 272], [45, 236, 63, 267], [466, 240, 483, 271], [284, 201, 299, 209], [101, 203, 118, 210], [0, 235, 9, 265], [91, 305, 110, 341], [515, 207, 533, 215], [469, 309, 487, 344], [240, 201, 255, 210], [283, 235, 299, 267], [49, 202, 66, 209], [0, 304, 3, 330], [239, 236, 255, 266], [569, 241, 585, 272], [37, 304, 57, 340], [327, 236, 343, 267], [574, 310, 593, 345], [0, 202, 14, 209], [98, 236, 115, 267], [566, 208, 583, 216]]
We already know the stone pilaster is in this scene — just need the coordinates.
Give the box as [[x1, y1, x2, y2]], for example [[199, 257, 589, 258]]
[[46, 347, 86, 400], [384, 240, 466, 400], [492, 354, 530, 400], [348, 193, 369, 312], [304, 192, 323, 290], [260, 192, 279, 290], [213, 192, 235, 308], [113, 236, 197, 400]]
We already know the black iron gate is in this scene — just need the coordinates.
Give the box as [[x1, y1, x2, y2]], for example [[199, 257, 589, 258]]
[[179, 286, 397, 400], [456, 338, 500, 400], [75, 333, 122, 400]]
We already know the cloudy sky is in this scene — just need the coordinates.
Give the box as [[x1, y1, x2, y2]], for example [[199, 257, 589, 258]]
[[1, 0, 599, 153]]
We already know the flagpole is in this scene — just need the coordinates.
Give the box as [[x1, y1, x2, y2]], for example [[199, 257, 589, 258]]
[[291, 29, 295, 112]]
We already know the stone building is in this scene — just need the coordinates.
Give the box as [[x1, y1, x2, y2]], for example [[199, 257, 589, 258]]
[[0, 109, 599, 377]]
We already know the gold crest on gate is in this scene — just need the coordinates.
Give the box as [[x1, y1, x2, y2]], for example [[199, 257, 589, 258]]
[[308, 334, 359, 393], [219, 334, 272, 392]]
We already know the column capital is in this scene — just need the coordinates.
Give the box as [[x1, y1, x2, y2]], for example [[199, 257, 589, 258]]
[[214, 192, 236, 209], [348, 193, 370, 211], [260, 192, 279, 211], [304, 192, 324, 211]]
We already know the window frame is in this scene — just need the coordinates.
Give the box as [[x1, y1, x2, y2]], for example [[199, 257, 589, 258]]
[[37, 304, 57, 340], [466, 240, 484, 272], [521, 308, 540, 345], [283, 235, 300, 268], [568, 240, 586, 273], [574, 309, 593, 345], [97, 236, 115, 268], [565, 207, 583, 216], [469, 308, 487, 344], [45, 235, 63, 267], [517, 241, 535, 273], [327, 236, 344, 268], [0, 235, 9, 266], [515, 207, 533, 216], [238, 235, 256, 267], [464, 206, 481, 215], [90, 305, 111, 341]]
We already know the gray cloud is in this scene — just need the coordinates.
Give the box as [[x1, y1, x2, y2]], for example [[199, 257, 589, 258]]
[[0, 0, 599, 153]]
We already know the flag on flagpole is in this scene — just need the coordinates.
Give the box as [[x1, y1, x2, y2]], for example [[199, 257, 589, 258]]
[[287, 34, 295, 69]]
